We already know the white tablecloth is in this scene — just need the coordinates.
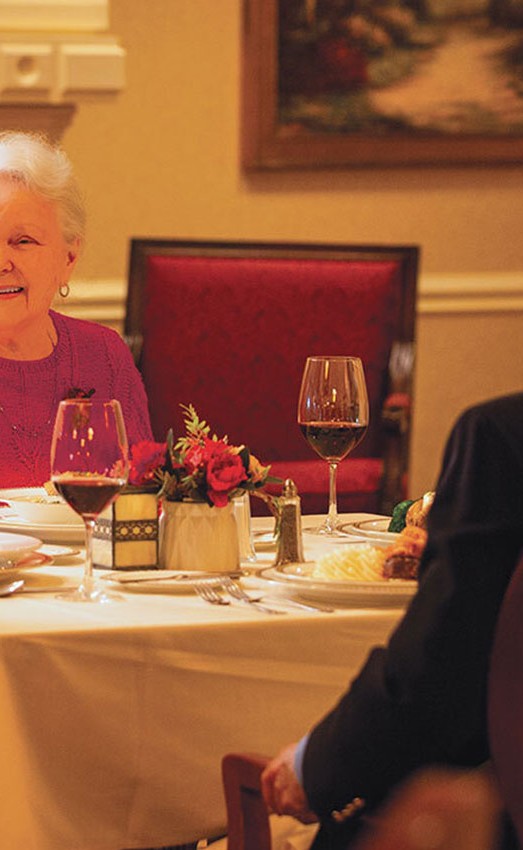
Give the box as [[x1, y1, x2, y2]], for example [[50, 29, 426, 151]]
[[0, 515, 407, 850]]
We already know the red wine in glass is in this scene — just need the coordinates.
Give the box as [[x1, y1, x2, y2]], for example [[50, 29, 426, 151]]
[[300, 422, 367, 463], [298, 356, 369, 534], [54, 477, 124, 519], [50, 399, 129, 602]]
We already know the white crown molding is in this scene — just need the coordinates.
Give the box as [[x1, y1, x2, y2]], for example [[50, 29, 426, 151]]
[[53, 278, 126, 325], [54, 273, 523, 329], [419, 272, 523, 314], [0, 1, 108, 32]]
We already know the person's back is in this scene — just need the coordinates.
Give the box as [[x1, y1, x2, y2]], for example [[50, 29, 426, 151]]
[[262, 393, 523, 850]]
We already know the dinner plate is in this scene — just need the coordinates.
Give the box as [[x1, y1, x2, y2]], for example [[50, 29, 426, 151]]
[[102, 569, 241, 594], [338, 517, 398, 545], [260, 563, 416, 606], [0, 516, 85, 544]]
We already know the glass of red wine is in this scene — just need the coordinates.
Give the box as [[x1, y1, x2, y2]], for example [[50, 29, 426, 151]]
[[298, 356, 369, 535], [50, 398, 129, 602]]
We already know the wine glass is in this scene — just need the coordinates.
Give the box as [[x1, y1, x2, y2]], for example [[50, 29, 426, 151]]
[[298, 356, 369, 535], [50, 398, 129, 602]]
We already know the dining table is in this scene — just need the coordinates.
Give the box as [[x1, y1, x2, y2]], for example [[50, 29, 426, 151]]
[[0, 511, 412, 850]]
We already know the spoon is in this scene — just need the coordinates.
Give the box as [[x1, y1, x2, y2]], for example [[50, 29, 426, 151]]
[[0, 579, 24, 596]]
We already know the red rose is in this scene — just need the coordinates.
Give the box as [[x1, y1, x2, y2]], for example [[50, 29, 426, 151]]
[[206, 451, 247, 507]]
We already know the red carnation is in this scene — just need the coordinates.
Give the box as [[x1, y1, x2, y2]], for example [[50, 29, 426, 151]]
[[129, 441, 167, 486], [185, 437, 228, 474]]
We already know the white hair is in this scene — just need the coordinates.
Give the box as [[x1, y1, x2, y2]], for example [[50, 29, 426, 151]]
[[0, 131, 86, 244]]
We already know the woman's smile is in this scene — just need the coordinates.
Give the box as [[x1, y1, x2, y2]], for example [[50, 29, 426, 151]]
[[0, 285, 24, 297]]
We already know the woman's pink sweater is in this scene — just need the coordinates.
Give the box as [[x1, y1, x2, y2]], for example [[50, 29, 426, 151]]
[[0, 310, 153, 488]]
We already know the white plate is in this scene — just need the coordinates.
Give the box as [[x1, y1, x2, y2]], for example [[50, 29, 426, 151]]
[[260, 563, 416, 606], [0, 517, 84, 544], [38, 544, 81, 562], [338, 517, 399, 544], [0, 487, 81, 526], [0, 531, 43, 560], [0, 532, 53, 577], [102, 569, 240, 594], [253, 530, 278, 551]]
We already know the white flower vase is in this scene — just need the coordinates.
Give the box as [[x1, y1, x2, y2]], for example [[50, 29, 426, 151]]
[[159, 500, 240, 572]]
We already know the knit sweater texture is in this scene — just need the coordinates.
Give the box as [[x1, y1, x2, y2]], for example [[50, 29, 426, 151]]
[[0, 310, 153, 488]]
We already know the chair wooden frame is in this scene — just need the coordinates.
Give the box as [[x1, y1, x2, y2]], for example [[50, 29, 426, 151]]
[[125, 239, 419, 514]]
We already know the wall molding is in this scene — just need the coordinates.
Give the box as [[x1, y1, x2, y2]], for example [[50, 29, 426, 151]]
[[0, 1, 108, 31], [53, 278, 126, 328], [57, 272, 523, 329], [420, 272, 523, 314]]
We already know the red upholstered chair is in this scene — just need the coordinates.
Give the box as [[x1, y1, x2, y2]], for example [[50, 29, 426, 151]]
[[488, 553, 523, 847], [125, 240, 419, 515]]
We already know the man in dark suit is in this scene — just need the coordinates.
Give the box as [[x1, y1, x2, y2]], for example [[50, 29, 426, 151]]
[[262, 393, 523, 849]]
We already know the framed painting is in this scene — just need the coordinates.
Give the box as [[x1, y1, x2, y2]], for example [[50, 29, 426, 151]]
[[242, 0, 523, 169]]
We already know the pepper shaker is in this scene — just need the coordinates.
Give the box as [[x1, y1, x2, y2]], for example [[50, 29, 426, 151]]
[[273, 478, 305, 566]]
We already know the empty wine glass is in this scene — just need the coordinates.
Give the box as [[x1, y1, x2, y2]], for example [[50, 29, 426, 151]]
[[50, 398, 129, 602], [298, 356, 369, 535]]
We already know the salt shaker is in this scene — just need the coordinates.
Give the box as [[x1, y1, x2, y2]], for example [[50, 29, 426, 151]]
[[273, 478, 305, 566]]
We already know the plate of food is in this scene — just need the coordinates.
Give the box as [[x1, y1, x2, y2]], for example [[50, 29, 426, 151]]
[[0, 487, 81, 525], [0, 488, 84, 543], [260, 540, 418, 606]]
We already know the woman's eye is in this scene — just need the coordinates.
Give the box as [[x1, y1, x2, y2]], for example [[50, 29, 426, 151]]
[[14, 236, 36, 245]]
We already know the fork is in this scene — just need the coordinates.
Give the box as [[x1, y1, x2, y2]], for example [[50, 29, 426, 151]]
[[220, 577, 285, 615], [193, 582, 230, 606]]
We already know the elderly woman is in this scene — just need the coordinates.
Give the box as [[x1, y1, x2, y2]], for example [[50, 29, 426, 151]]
[[0, 131, 153, 487]]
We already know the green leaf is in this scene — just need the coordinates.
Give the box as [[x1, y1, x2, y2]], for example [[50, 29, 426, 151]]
[[238, 446, 250, 471]]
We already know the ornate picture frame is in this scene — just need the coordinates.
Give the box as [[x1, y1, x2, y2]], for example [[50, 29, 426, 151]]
[[242, 0, 523, 169]]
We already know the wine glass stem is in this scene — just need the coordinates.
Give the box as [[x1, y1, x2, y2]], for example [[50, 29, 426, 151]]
[[326, 462, 339, 532], [82, 518, 96, 593]]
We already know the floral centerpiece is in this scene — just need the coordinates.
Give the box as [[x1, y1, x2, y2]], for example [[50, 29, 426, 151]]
[[128, 405, 280, 572], [129, 404, 278, 510]]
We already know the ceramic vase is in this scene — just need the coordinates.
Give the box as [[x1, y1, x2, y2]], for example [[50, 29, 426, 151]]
[[159, 500, 240, 572]]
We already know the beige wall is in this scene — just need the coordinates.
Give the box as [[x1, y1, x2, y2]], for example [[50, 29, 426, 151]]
[[52, 0, 523, 498]]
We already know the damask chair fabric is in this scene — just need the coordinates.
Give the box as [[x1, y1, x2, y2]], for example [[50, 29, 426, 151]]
[[488, 552, 523, 847], [125, 240, 419, 515]]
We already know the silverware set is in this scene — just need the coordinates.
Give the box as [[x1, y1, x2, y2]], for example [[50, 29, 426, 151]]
[[194, 576, 334, 614]]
